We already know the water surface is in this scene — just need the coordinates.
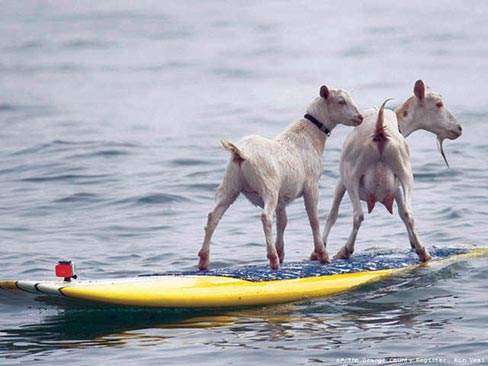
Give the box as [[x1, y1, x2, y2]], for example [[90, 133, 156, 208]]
[[1, 1, 487, 365]]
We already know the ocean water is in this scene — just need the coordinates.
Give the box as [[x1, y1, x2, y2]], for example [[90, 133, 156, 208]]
[[1, 1, 487, 365]]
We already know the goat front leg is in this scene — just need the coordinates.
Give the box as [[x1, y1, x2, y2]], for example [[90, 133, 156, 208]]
[[261, 193, 280, 270], [304, 186, 330, 264], [335, 186, 363, 259], [275, 206, 287, 264], [311, 180, 346, 261], [394, 188, 432, 262]]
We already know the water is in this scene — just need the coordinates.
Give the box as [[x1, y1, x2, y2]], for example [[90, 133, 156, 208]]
[[1, 1, 487, 365]]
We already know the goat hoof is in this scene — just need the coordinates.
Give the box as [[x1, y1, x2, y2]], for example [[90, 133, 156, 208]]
[[418, 249, 432, 262], [198, 260, 209, 271], [310, 250, 330, 264], [198, 251, 209, 270], [318, 251, 331, 264], [335, 248, 352, 260], [268, 254, 280, 270]]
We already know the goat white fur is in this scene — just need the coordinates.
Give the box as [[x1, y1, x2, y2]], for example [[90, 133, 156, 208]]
[[316, 80, 462, 262], [198, 85, 363, 270]]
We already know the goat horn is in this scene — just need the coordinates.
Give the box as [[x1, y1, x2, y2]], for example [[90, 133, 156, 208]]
[[437, 136, 450, 168]]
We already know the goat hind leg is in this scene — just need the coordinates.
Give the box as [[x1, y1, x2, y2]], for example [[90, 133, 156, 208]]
[[335, 187, 363, 259], [261, 193, 280, 270], [394, 188, 432, 262], [198, 188, 239, 270]]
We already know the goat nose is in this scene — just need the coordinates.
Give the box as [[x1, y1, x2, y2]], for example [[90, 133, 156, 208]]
[[357, 114, 364, 124], [457, 125, 462, 132]]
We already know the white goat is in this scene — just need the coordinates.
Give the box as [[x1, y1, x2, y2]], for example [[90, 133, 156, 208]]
[[314, 80, 462, 262], [198, 85, 363, 270]]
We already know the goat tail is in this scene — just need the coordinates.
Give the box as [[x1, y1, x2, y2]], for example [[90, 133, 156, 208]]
[[221, 139, 246, 162], [373, 98, 393, 154], [375, 98, 393, 136]]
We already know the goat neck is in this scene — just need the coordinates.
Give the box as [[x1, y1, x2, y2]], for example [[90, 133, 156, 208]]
[[278, 116, 329, 155], [394, 96, 421, 137]]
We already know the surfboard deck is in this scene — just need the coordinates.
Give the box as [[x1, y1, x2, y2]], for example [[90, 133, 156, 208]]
[[1, 247, 486, 308]]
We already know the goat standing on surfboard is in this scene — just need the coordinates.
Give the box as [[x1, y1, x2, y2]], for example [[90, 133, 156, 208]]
[[312, 80, 462, 262], [198, 85, 363, 270]]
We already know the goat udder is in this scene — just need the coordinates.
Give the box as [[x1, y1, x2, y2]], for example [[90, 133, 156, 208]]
[[367, 193, 376, 213], [382, 193, 394, 214]]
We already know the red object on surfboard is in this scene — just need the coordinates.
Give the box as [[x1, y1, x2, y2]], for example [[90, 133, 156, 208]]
[[55, 261, 77, 281]]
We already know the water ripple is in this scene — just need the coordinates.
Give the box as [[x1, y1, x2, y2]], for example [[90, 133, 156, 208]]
[[61, 39, 115, 50], [53, 192, 103, 205], [1, 1, 488, 364], [169, 158, 212, 167], [113, 193, 190, 208], [20, 174, 110, 184]]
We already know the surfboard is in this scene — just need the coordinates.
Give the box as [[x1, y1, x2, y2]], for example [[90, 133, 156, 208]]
[[1, 247, 486, 308]]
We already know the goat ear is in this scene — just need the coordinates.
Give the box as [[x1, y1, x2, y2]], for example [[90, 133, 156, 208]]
[[414, 80, 425, 101], [320, 85, 329, 99]]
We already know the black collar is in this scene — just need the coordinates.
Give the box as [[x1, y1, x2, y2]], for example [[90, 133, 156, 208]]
[[304, 114, 331, 136]]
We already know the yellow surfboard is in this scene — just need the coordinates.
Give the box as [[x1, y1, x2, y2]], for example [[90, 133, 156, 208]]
[[1, 247, 486, 308]]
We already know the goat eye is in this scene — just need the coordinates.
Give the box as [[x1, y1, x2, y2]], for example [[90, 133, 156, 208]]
[[436, 102, 443, 108], [338, 100, 346, 105]]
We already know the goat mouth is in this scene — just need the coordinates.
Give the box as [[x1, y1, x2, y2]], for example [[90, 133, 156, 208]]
[[448, 129, 462, 139]]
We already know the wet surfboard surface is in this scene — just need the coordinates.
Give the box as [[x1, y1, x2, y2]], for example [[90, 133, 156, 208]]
[[1, 247, 486, 308], [165, 246, 470, 281]]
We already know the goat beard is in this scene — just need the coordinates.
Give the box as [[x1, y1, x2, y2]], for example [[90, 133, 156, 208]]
[[437, 136, 450, 168]]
